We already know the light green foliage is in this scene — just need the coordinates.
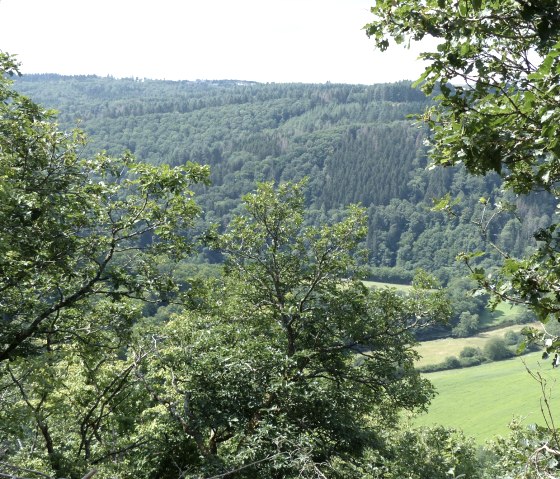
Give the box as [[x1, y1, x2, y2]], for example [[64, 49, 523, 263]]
[[0, 52, 209, 477], [135, 181, 451, 478], [483, 420, 560, 479], [380, 426, 482, 479], [0, 55, 209, 363]]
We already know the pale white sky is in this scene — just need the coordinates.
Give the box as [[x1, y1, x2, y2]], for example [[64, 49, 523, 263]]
[[0, 0, 430, 84]]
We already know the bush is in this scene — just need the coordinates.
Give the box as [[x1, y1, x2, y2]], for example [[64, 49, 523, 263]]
[[504, 330, 521, 346], [418, 363, 442, 373], [452, 312, 480, 337], [418, 356, 462, 373], [483, 338, 514, 361], [514, 308, 537, 324], [460, 346, 483, 358], [442, 356, 462, 370], [459, 356, 484, 368]]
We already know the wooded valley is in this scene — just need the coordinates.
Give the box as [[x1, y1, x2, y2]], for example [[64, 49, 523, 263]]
[[3, 0, 560, 477], [14, 74, 554, 286]]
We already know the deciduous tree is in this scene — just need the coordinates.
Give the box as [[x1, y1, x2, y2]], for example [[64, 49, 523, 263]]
[[136, 181, 450, 478], [0, 52, 209, 478]]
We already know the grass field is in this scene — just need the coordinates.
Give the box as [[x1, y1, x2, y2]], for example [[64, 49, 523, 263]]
[[363, 280, 412, 292], [366, 280, 557, 443], [415, 322, 541, 367], [365, 280, 557, 443], [412, 352, 560, 442]]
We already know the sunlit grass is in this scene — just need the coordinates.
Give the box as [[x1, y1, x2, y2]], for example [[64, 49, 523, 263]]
[[415, 323, 541, 367], [411, 352, 560, 442], [362, 280, 412, 292]]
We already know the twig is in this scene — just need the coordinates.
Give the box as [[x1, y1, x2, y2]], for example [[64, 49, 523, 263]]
[[0, 462, 51, 478], [203, 452, 285, 479]]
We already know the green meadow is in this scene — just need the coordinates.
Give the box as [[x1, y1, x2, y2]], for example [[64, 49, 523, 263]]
[[412, 300, 554, 443], [412, 352, 560, 442], [368, 280, 557, 443], [415, 322, 540, 368], [362, 280, 412, 292]]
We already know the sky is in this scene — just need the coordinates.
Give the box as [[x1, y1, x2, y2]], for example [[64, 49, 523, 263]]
[[0, 0, 431, 85]]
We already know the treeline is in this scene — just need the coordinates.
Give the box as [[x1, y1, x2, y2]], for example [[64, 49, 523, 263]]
[[14, 75, 555, 282]]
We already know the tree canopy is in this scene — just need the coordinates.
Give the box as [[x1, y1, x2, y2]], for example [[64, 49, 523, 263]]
[[133, 180, 450, 478], [0, 52, 209, 478]]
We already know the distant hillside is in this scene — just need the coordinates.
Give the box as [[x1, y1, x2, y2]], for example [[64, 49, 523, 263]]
[[14, 75, 555, 281], [14, 76, 429, 207]]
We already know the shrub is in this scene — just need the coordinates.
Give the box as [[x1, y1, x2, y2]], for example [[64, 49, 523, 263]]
[[483, 338, 514, 361], [418, 363, 441, 373], [504, 330, 521, 346], [459, 346, 483, 359], [459, 356, 484, 368], [514, 308, 537, 324], [442, 356, 462, 370], [452, 312, 480, 337]]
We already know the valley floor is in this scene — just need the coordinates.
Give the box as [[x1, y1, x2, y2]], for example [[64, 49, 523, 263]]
[[413, 351, 559, 442]]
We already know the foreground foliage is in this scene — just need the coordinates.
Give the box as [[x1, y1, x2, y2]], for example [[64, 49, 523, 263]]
[[367, 0, 560, 476], [0, 52, 209, 477], [133, 181, 450, 478]]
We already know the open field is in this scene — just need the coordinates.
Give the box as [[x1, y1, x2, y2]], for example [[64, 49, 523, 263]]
[[412, 352, 560, 442], [363, 280, 412, 292], [478, 301, 528, 328], [415, 322, 541, 367]]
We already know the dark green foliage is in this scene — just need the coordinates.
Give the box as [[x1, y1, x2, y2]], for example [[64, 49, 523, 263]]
[[12, 74, 552, 282], [367, 266, 414, 284], [442, 356, 462, 370], [460, 346, 483, 358], [483, 338, 514, 362], [452, 312, 480, 338], [504, 330, 522, 347]]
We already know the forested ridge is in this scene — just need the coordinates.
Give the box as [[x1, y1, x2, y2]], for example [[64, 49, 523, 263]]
[[13, 75, 553, 282]]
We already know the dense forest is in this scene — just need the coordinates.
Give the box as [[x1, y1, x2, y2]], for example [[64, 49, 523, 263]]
[[14, 75, 554, 284], [4, 0, 560, 476]]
